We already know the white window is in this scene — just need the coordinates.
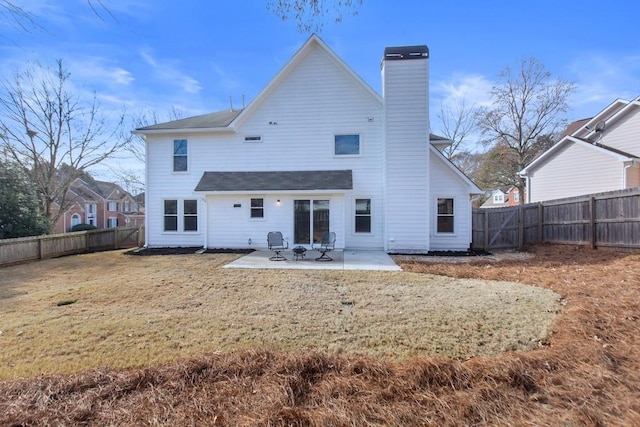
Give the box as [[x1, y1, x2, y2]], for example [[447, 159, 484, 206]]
[[173, 139, 188, 172], [335, 134, 360, 155], [163, 199, 197, 232], [108, 217, 118, 228], [163, 200, 178, 231], [183, 200, 198, 231], [513, 191, 520, 202], [493, 193, 504, 203], [355, 198, 371, 233], [108, 201, 117, 211], [437, 198, 454, 233], [85, 203, 96, 225], [70, 214, 81, 229], [123, 201, 130, 212], [250, 198, 264, 218]]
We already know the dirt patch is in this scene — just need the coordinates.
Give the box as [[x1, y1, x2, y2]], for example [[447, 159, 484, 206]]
[[1, 244, 639, 426]]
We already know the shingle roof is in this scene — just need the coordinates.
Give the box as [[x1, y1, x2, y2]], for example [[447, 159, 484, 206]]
[[136, 109, 243, 131], [194, 170, 353, 192]]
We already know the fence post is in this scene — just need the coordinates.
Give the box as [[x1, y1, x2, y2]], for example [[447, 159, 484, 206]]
[[589, 197, 596, 249], [38, 236, 44, 260], [518, 205, 524, 250], [483, 210, 489, 251], [537, 203, 544, 243], [114, 228, 119, 250]]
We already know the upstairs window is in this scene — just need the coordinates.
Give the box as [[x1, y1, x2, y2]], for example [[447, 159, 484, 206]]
[[335, 134, 360, 155], [355, 198, 371, 233], [250, 198, 264, 218], [173, 139, 188, 172], [437, 198, 454, 233], [493, 193, 504, 203], [108, 201, 117, 211]]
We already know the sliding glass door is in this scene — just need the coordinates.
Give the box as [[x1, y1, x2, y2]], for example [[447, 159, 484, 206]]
[[294, 199, 329, 245]]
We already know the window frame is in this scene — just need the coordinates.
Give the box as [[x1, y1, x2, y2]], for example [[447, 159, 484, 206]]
[[436, 197, 455, 234], [163, 199, 178, 232], [108, 217, 118, 228], [183, 199, 198, 232], [334, 134, 361, 156], [163, 198, 199, 233], [250, 198, 265, 219], [354, 198, 372, 234], [172, 139, 189, 173], [107, 201, 118, 212]]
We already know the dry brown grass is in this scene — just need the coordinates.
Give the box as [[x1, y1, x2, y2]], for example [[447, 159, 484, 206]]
[[0, 250, 559, 378], [1, 244, 640, 425]]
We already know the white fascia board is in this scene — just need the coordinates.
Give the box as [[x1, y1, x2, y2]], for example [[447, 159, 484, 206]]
[[231, 34, 383, 129], [575, 97, 634, 139]]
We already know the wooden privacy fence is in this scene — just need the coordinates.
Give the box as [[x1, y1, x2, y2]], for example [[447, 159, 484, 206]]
[[0, 226, 144, 267], [472, 187, 640, 251]]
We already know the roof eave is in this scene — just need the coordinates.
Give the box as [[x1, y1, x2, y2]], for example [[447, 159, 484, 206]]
[[132, 126, 237, 136]]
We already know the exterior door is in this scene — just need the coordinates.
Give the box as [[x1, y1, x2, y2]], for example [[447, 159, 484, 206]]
[[294, 199, 329, 245]]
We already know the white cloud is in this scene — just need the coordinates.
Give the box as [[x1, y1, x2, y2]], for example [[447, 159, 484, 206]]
[[567, 53, 640, 118], [138, 49, 202, 95], [432, 73, 493, 109]]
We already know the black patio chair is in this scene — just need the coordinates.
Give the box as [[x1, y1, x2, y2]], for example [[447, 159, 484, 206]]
[[267, 231, 288, 261], [314, 231, 336, 261]]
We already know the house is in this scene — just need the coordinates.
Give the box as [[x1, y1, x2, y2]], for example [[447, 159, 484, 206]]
[[52, 177, 144, 234], [520, 96, 640, 202], [480, 186, 524, 208], [134, 35, 481, 253]]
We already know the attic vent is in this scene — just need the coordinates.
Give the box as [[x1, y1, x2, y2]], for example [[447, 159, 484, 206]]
[[244, 136, 262, 142]]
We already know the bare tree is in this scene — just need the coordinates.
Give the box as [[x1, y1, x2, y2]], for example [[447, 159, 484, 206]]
[[436, 97, 478, 162], [267, 0, 363, 32], [1, 1, 114, 37], [0, 59, 131, 232], [477, 57, 575, 203]]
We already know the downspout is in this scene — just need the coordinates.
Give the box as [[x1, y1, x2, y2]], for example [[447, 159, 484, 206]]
[[201, 196, 208, 250], [623, 159, 639, 188]]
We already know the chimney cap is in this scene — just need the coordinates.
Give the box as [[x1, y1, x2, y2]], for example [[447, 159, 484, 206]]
[[384, 45, 429, 60]]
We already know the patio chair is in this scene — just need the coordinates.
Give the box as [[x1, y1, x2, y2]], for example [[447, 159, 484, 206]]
[[314, 231, 336, 261], [267, 231, 288, 261]]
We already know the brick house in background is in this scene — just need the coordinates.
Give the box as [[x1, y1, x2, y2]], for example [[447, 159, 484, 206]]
[[51, 177, 144, 234], [480, 186, 525, 208]]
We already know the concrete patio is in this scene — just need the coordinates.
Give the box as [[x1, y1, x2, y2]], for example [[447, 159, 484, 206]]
[[223, 249, 401, 271]]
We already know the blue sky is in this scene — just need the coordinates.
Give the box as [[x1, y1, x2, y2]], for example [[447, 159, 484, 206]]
[[2, 0, 640, 179]]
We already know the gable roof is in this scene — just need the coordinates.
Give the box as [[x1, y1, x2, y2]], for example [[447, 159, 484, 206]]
[[136, 109, 243, 132], [194, 170, 353, 193], [520, 95, 640, 176], [520, 136, 639, 176], [231, 34, 383, 129]]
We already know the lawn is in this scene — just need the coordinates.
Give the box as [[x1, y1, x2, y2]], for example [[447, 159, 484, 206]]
[[2, 244, 639, 426], [0, 249, 559, 378]]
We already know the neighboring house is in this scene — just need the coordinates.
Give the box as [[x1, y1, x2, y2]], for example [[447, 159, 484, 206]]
[[52, 178, 145, 234], [134, 35, 482, 253], [480, 186, 523, 208], [520, 96, 640, 202]]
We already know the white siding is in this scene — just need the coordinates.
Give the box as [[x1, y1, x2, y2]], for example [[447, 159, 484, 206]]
[[529, 142, 623, 202], [429, 155, 473, 250], [382, 57, 430, 252], [601, 109, 640, 156], [145, 44, 383, 249], [207, 195, 345, 249]]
